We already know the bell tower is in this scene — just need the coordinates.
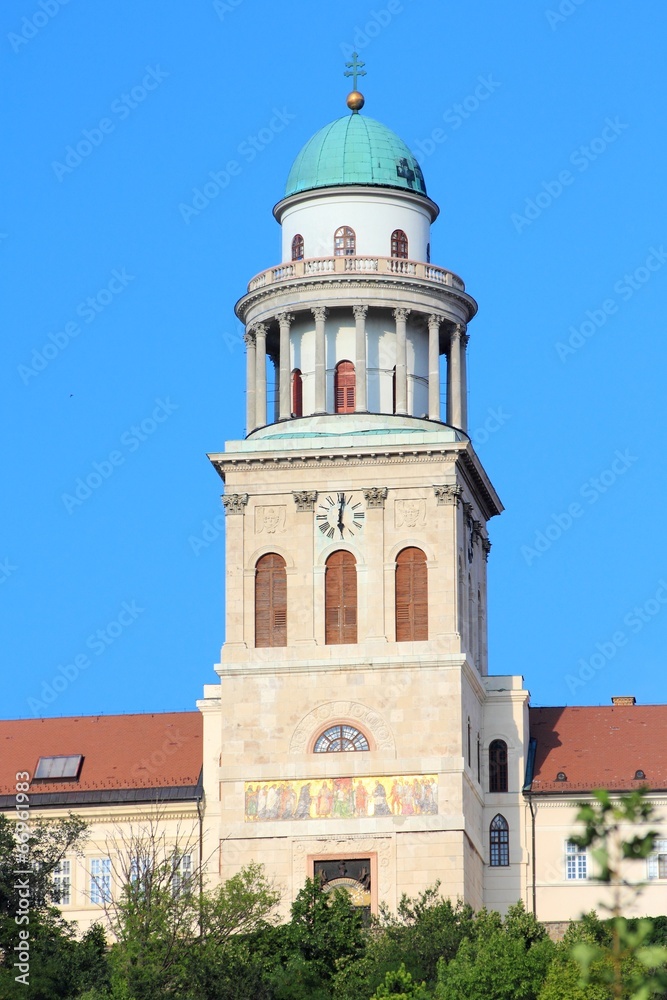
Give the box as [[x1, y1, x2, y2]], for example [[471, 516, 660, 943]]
[[199, 68, 529, 917]]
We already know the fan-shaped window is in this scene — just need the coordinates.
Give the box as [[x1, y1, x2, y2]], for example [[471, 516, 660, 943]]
[[395, 547, 428, 641], [291, 234, 304, 261], [291, 368, 303, 417], [489, 739, 508, 793], [334, 226, 356, 256], [391, 229, 408, 259], [314, 725, 369, 753], [255, 553, 286, 647], [490, 814, 509, 866], [325, 550, 357, 644], [334, 360, 356, 413]]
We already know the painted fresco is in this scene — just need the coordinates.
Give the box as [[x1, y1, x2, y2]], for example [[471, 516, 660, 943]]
[[244, 774, 437, 821]]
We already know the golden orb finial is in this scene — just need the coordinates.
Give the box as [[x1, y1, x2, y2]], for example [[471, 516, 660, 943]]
[[346, 90, 365, 112]]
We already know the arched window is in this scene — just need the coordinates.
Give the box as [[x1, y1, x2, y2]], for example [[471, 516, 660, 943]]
[[325, 550, 357, 644], [314, 725, 369, 752], [426, 242, 431, 263], [255, 553, 286, 647], [291, 368, 303, 417], [395, 547, 428, 641], [490, 814, 509, 866], [334, 360, 356, 413], [334, 226, 356, 256], [489, 739, 508, 793], [392, 365, 397, 414], [391, 229, 408, 258], [291, 234, 304, 261]]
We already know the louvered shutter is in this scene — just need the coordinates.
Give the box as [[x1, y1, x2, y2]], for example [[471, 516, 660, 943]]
[[395, 547, 428, 641], [334, 361, 355, 414], [255, 553, 287, 647], [325, 551, 357, 644]]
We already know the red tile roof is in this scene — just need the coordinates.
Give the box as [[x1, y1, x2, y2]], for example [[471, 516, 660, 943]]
[[529, 706, 667, 793], [0, 712, 202, 797]]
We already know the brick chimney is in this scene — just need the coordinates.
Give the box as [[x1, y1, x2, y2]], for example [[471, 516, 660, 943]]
[[611, 696, 636, 706]]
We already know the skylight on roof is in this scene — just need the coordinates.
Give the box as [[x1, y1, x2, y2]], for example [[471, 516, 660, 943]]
[[34, 755, 83, 780]]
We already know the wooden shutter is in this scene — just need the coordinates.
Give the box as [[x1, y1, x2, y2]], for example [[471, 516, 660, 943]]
[[334, 361, 355, 414], [325, 551, 357, 644], [395, 547, 428, 641], [255, 553, 287, 647], [291, 369, 302, 417]]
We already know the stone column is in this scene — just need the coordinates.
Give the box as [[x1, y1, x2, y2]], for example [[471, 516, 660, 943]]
[[244, 329, 256, 433], [254, 323, 267, 428], [460, 328, 469, 433], [353, 304, 368, 412], [428, 313, 443, 421], [277, 312, 294, 420], [393, 307, 410, 416], [449, 324, 463, 429], [312, 306, 328, 414]]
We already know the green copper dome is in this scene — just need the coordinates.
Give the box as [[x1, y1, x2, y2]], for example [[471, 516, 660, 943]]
[[285, 114, 427, 197]]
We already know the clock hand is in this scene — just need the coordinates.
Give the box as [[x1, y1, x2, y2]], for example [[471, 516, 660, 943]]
[[338, 494, 346, 537]]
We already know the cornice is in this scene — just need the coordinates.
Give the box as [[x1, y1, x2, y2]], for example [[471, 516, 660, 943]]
[[235, 276, 477, 324]]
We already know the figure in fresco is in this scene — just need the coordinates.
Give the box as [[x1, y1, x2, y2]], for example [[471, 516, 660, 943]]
[[266, 783, 280, 819], [401, 780, 414, 815], [257, 784, 268, 819], [389, 780, 402, 814], [333, 778, 353, 817], [316, 780, 333, 817], [354, 779, 369, 816], [422, 778, 436, 814], [294, 782, 312, 819], [373, 780, 391, 816], [410, 778, 422, 814], [245, 785, 258, 820], [359, 865, 371, 889], [281, 782, 297, 819]]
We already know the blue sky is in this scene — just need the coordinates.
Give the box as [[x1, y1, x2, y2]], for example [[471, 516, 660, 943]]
[[3, 0, 667, 720]]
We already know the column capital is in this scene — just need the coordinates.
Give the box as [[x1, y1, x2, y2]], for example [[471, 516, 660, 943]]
[[243, 330, 255, 347], [434, 484, 462, 506], [393, 307, 411, 322], [221, 493, 249, 515], [311, 306, 328, 322], [277, 312, 294, 327], [251, 322, 268, 338], [292, 490, 317, 512], [352, 304, 369, 320], [362, 486, 388, 509], [428, 312, 445, 329], [451, 322, 467, 341], [482, 537, 492, 561]]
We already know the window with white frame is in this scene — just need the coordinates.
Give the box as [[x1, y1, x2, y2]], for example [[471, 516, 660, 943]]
[[90, 858, 111, 904], [172, 854, 193, 897], [647, 839, 667, 879], [565, 840, 587, 880], [53, 860, 71, 905]]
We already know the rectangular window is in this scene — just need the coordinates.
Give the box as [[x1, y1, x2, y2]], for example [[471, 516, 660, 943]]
[[565, 841, 587, 880], [647, 839, 667, 879], [90, 858, 111, 905], [53, 860, 71, 905], [34, 755, 83, 780], [172, 854, 192, 897]]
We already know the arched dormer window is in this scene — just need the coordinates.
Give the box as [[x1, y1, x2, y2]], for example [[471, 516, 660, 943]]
[[314, 725, 369, 752], [395, 547, 428, 641], [291, 234, 304, 261], [391, 229, 408, 259], [255, 553, 286, 647], [291, 368, 303, 417], [334, 226, 356, 256], [334, 360, 355, 413], [490, 814, 509, 866], [489, 739, 508, 793], [325, 550, 357, 644]]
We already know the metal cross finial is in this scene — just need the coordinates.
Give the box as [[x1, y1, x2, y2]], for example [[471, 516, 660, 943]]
[[344, 52, 366, 91]]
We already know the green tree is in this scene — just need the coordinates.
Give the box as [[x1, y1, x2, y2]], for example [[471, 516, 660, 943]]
[[568, 789, 667, 1000], [434, 902, 555, 1000], [371, 962, 432, 998]]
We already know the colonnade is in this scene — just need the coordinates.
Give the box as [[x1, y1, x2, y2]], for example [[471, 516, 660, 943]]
[[243, 307, 468, 434]]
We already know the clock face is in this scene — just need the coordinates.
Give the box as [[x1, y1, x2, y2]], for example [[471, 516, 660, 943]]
[[316, 492, 365, 541]]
